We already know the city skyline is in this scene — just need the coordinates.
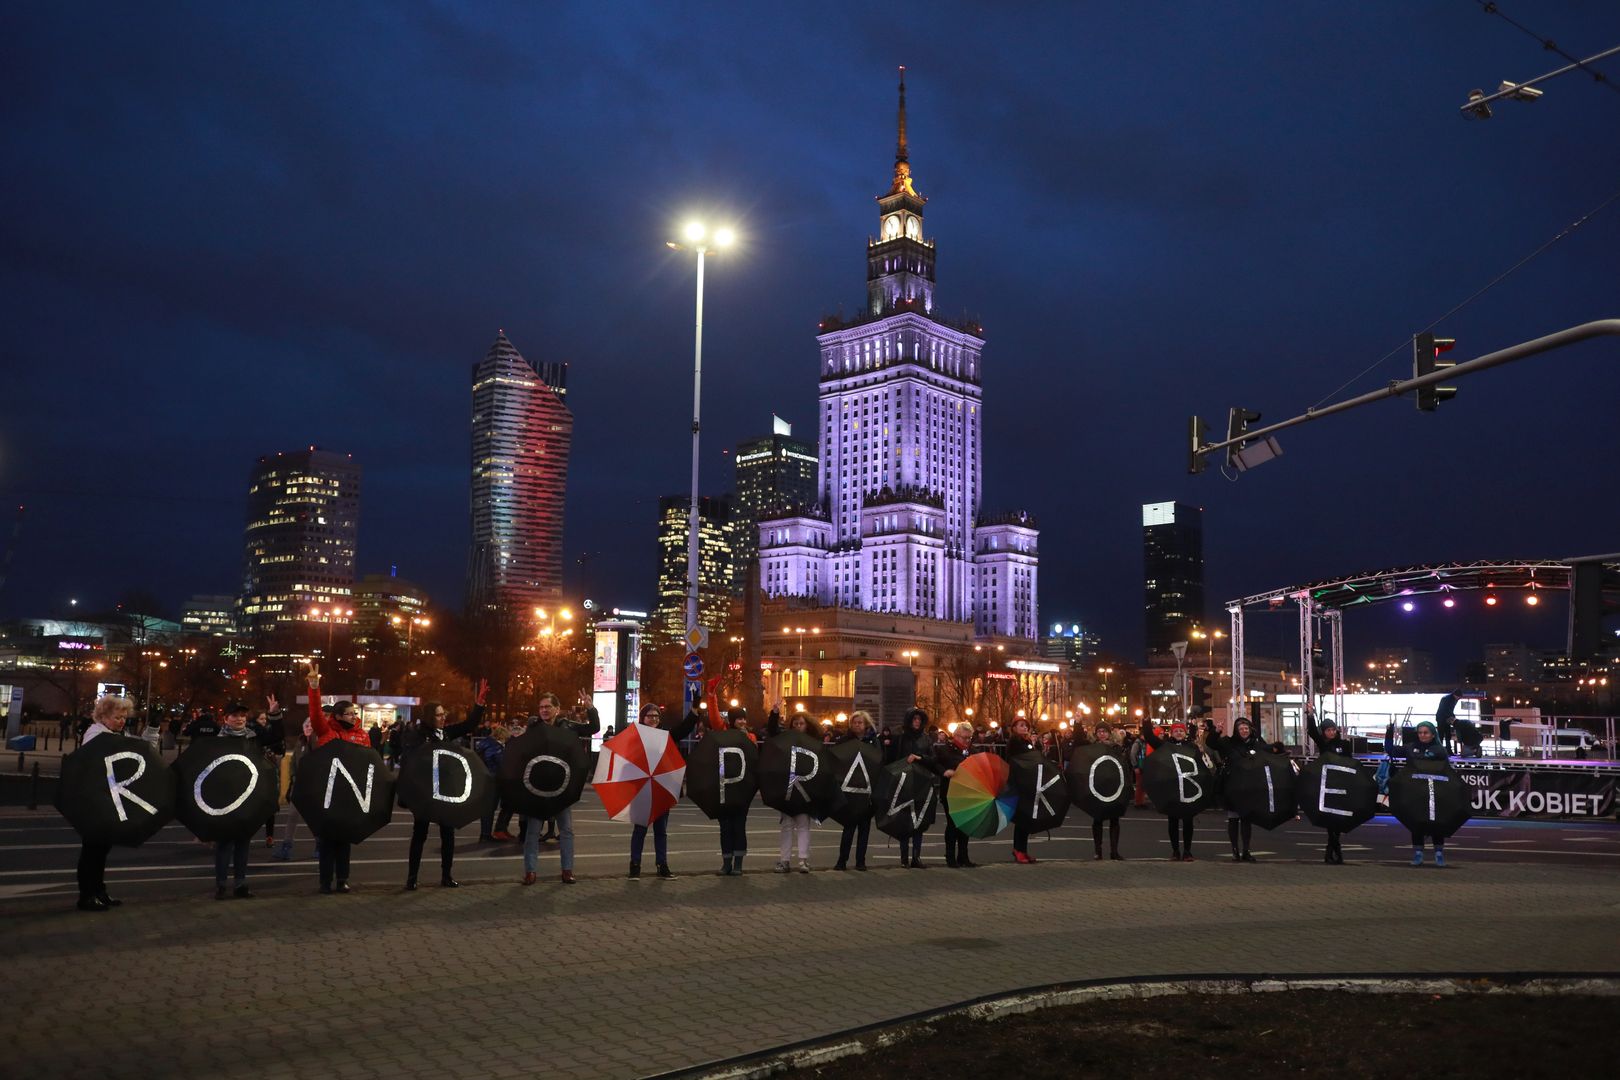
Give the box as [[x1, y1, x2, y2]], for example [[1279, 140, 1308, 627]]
[[4, 4, 1618, 659]]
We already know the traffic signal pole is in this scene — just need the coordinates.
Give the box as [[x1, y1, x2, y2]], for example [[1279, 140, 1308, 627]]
[[1190, 318, 1620, 471]]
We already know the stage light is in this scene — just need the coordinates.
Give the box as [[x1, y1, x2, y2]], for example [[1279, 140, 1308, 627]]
[[1525, 594, 1540, 606], [1401, 601, 1415, 612], [1484, 594, 1499, 606], [1442, 597, 1456, 609]]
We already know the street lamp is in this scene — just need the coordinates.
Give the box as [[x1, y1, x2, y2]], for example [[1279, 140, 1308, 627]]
[[667, 219, 738, 643]]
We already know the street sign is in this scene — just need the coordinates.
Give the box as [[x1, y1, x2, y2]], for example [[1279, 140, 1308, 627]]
[[684, 678, 704, 703], [685, 626, 710, 650], [683, 653, 705, 679]]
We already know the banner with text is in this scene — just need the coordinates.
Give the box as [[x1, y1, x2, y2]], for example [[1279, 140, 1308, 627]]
[[1456, 767, 1616, 820]]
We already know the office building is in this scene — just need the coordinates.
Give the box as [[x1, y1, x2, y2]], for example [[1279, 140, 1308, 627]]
[[732, 416, 818, 594], [652, 495, 737, 644], [239, 448, 360, 637], [1142, 501, 1204, 658]]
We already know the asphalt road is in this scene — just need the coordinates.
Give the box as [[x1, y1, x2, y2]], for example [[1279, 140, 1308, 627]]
[[3, 802, 1616, 904]]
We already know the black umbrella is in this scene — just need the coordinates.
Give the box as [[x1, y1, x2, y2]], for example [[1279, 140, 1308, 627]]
[[873, 759, 938, 839], [290, 740, 396, 844], [685, 729, 759, 819], [1221, 752, 1298, 830], [758, 731, 836, 817], [1066, 743, 1134, 820], [397, 740, 496, 829], [1297, 753, 1378, 832], [498, 723, 590, 820], [54, 734, 176, 847], [1141, 745, 1218, 818], [1388, 759, 1471, 839], [1008, 751, 1071, 830], [826, 739, 885, 827], [172, 736, 279, 842]]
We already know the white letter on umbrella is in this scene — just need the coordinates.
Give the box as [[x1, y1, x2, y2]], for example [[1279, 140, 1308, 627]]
[[194, 753, 258, 816], [325, 758, 375, 812], [104, 751, 158, 823], [431, 747, 472, 803]]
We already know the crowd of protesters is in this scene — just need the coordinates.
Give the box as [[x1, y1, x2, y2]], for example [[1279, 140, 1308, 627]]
[[66, 680, 1454, 910]]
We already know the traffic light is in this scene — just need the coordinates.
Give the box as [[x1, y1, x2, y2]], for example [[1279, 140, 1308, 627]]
[[1224, 408, 1263, 469], [1189, 676, 1212, 714], [1414, 332, 1458, 411], [1188, 415, 1208, 474]]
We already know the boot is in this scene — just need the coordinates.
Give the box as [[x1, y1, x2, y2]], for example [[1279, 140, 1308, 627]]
[[1094, 844, 1104, 861], [405, 877, 418, 891], [730, 855, 744, 875], [720, 856, 734, 876], [560, 870, 576, 884], [628, 862, 641, 879], [215, 885, 228, 901], [899, 851, 910, 869], [832, 860, 847, 871], [1110, 850, 1125, 861], [233, 884, 254, 899], [656, 863, 675, 879], [77, 895, 109, 912], [1170, 847, 1183, 862], [96, 892, 122, 907], [440, 876, 460, 888]]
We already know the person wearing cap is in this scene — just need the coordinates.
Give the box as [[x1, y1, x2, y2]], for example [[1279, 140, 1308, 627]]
[[1074, 721, 1128, 860], [1142, 716, 1200, 861], [1204, 713, 1267, 863], [715, 705, 756, 876], [1307, 705, 1353, 864], [934, 720, 978, 869], [1002, 717, 1040, 864], [211, 701, 269, 900], [401, 680, 488, 890], [306, 664, 371, 894], [1386, 718, 1452, 867]]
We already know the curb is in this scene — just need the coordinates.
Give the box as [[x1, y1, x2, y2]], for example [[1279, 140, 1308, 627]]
[[644, 971, 1620, 1080]]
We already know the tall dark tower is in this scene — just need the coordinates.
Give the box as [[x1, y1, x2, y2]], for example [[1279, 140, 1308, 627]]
[[866, 66, 936, 316], [1142, 501, 1205, 658]]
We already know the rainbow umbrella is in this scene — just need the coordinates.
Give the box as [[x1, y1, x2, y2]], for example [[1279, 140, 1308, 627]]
[[592, 724, 686, 826], [945, 752, 1017, 838]]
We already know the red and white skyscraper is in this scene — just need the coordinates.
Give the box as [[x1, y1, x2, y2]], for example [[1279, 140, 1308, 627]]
[[758, 70, 1039, 639], [468, 331, 572, 612]]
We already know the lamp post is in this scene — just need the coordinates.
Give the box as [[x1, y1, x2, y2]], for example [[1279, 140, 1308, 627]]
[[310, 606, 354, 660], [391, 614, 431, 690], [667, 221, 737, 644]]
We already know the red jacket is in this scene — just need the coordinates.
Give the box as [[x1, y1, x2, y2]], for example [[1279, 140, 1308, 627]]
[[308, 687, 371, 748]]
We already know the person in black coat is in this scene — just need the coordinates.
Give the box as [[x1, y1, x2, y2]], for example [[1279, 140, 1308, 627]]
[[183, 711, 220, 740], [832, 711, 878, 871], [400, 681, 487, 890], [1074, 721, 1128, 860], [887, 708, 935, 868], [1002, 717, 1039, 864], [1386, 718, 1453, 867], [934, 722, 977, 868], [1204, 714, 1266, 862], [1142, 718, 1200, 861], [1306, 706, 1352, 865]]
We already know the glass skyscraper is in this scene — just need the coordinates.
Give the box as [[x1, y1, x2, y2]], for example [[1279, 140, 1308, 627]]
[[1142, 501, 1205, 657], [239, 448, 361, 637]]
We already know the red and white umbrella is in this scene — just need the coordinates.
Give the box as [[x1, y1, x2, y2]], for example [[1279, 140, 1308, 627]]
[[593, 724, 687, 826]]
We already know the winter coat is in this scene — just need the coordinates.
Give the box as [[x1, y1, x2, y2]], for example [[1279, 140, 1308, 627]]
[[1306, 712, 1353, 756], [474, 734, 504, 774], [184, 716, 221, 740], [400, 705, 484, 764], [1001, 733, 1036, 760], [1205, 719, 1266, 766], [833, 729, 878, 747], [933, 739, 975, 801], [308, 689, 372, 748], [891, 726, 934, 767], [1386, 724, 1449, 764], [1141, 722, 1193, 750]]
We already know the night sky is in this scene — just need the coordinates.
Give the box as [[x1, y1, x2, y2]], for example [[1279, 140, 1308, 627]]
[[4, 2, 1617, 665]]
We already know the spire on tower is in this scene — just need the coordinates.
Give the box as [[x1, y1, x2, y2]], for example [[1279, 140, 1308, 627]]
[[890, 65, 916, 197]]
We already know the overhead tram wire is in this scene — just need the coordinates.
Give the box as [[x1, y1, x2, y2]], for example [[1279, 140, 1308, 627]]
[[1302, 183, 1620, 413], [1474, 1, 1620, 100]]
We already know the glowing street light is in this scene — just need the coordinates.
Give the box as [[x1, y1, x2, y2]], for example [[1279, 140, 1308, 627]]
[[668, 218, 738, 644]]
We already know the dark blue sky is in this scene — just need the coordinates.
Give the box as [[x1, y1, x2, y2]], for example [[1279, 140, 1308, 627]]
[[3, 2, 1617, 663]]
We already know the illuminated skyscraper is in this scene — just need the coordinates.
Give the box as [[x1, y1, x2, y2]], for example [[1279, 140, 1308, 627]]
[[758, 69, 1039, 638], [1142, 501, 1204, 657], [239, 448, 361, 637], [468, 331, 573, 612], [732, 416, 818, 595], [652, 495, 736, 644]]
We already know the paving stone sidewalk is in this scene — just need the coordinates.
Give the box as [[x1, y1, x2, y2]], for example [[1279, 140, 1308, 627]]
[[2, 859, 1617, 1079]]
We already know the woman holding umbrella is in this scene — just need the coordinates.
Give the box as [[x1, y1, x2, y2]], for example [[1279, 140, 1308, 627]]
[[1075, 720, 1128, 861], [1307, 705, 1353, 864], [766, 705, 817, 874], [888, 708, 935, 868], [934, 721, 978, 868], [1142, 717, 1199, 861], [401, 680, 487, 890], [713, 707, 755, 876], [306, 664, 373, 894], [75, 694, 133, 911], [1002, 717, 1039, 864], [1386, 718, 1452, 867], [1203, 713, 1267, 863], [830, 711, 878, 871], [627, 700, 702, 879]]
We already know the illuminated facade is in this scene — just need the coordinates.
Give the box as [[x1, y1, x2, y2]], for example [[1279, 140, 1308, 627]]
[[353, 573, 429, 647], [652, 495, 737, 644], [239, 448, 360, 636], [468, 331, 573, 612], [1142, 501, 1204, 657], [732, 417, 818, 594], [182, 595, 239, 638], [758, 70, 1039, 639]]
